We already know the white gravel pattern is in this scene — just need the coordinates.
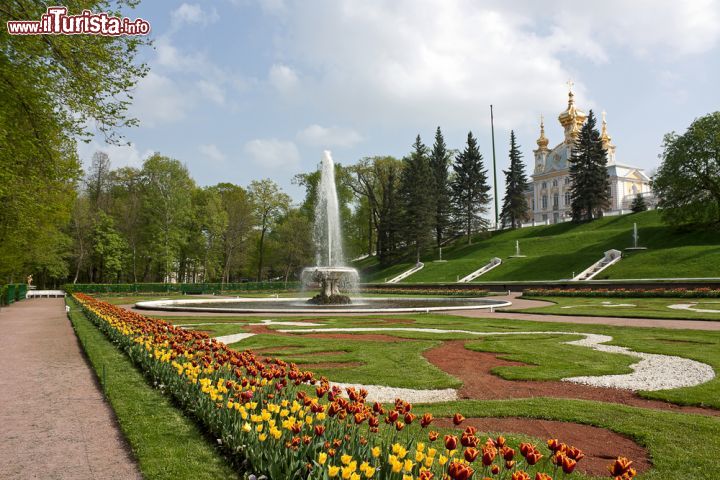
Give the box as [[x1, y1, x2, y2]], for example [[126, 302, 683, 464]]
[[277, 327, 716, 393], [211, 326, 715, 402]]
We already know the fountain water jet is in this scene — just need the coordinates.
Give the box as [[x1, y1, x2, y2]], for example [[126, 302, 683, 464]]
[[301, 151, 359, 304]]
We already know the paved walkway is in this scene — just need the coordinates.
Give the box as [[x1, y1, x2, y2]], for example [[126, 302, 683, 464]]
[[451, 293, 720, 331], [0, 298, 141, 479]]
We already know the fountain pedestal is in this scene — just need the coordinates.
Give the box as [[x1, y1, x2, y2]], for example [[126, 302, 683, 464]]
[[302, 267, 359, 305]]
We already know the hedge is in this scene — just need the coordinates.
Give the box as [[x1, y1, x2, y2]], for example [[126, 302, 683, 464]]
[[63, 282, 301, 295], [0, 283, 28, 306]]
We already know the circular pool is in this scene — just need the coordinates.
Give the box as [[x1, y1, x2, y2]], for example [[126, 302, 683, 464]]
[[135, 297, 511, 314]]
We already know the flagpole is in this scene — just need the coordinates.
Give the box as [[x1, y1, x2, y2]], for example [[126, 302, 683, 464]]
[[490, 104, 498, 227]]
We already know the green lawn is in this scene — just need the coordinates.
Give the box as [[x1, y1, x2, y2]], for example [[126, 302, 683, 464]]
[[76, 297, 720, 479], [67, 298, 238, 480], [357, 210, 720, 282], [160, 311, 720, 409], [516, 296, 720, 321]]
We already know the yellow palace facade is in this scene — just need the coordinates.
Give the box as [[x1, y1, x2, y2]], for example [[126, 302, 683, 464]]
[[525, 88, 652, 224]]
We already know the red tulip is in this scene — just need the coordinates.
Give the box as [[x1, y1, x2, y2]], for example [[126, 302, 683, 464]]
[[444, 434, 458, 451], [452, 413, 465, 425]]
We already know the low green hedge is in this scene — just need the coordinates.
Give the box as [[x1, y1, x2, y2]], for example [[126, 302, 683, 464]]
[[523, 287, 720, 298], [1, 283, 27, 305], [63, 282, 300, 295]]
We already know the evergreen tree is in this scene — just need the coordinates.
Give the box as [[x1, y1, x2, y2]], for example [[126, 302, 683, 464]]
[[499, 131, 530, 228], [400, 135, 435, 263], [630, 193, 648, 213], [451, 132, 491, 244], [569, 110, 610, 222], [429, 127, 452, 248]]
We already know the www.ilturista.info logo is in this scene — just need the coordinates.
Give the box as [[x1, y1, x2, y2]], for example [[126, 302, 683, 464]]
[[7, 6, 150, 36]]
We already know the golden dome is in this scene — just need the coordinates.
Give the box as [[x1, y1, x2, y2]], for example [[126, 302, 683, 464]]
[[558, 83, 587, 141], [536, 115, 549, 149]]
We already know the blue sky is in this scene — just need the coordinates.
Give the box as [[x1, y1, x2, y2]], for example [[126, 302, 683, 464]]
[[80, 0, 720, 212]]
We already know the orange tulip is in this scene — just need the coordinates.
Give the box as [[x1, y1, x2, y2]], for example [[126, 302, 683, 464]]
[[428, 431, 439, 442], [444, 434, 458, 451], [452, 413, 465, 425], [464, 447, 480, 462], [535, 474, 553, 480], [511, 471, 531, 480], [608, 457, 634, 476], [420, 413, 434, 428], [561, 455, 577, 474], [481, 446, 497, 466]]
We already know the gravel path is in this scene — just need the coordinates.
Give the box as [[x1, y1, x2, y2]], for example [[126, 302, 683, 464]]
[[0, 298, 141, 480]]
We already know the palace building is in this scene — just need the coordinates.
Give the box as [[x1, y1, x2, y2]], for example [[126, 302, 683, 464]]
[[526, 87, 652, 224]]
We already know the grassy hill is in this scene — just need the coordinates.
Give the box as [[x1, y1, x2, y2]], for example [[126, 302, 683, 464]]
[[356, 210, 720, 283]]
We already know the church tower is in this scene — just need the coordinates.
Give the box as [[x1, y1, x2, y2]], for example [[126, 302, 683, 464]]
[[601, 111, 616, 164], [557, 82, 587, 144], [533, 115, 550, 173]]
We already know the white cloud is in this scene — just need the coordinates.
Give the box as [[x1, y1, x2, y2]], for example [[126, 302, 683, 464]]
[[243, 138, 301, 169], [199, 144, 227, 162], [171, 3, 220, 29], [259, 0, 720, 132], [77, 141, 154, 169], [268, 64, 299, 93], [130, 72, 189, 127], [197, 79, 225, 104], [297, 124, 363, 147]]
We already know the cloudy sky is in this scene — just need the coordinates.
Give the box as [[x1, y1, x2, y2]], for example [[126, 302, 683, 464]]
[[80, 0, 720, 210]]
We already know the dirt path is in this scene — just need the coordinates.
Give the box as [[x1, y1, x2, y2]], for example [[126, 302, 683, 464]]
[[424, 340, 719, 416], [0, 299, 141, 480]]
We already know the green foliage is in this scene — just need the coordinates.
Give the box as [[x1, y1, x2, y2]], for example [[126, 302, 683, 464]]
[[500, 131, 530, 228], [0, 1, 147, 284], [400, 135, 436, 262], [248, 179, 291, 281], [92, 211, 128, 282], [451, 132, 491, 244], [630, 193, 648, 213], [653, 111, 720, 226], [569, 110, 610, 222], [429, 127, 453, 247], [348, 156, 405, 265]]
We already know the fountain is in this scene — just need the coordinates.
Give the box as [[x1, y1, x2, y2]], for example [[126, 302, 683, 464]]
[[509, 240, 526, 258], [134, 151, 510, 313], [625, 222, 647, 251], [301, 151, 359, 304]]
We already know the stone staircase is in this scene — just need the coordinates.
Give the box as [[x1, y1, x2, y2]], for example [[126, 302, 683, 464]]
[[572, 249, 622, 281], [457, 257, 502, 283], [386, 262, 425, 283]]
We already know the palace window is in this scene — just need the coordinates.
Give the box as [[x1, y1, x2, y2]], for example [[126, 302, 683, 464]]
[[565, 191, 571, 205], [552, 179, 558, 187], [564, 177, 571, 185], [553, 193, 559, 209], [542, 195, 548, 209], [532, 199, 535, 210], [542, 182, 547, 189]]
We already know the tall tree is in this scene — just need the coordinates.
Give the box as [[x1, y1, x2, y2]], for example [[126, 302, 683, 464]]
[[0, 1, 147, 284], [451, 132, 491, 244], [140, 154, 195, 282], [500, 131, 530, 228], [400, 135, 435, 263], [653, 111, 720, 226], [213, 183, 254, 284], [429, 127, 452, 247], [109, 167, 144, 282], [92, 211, 127, 283], [85, 151, 112, 212], [248, 179, 290, 281], [349, 156, 404, 265], [569, 110, 610, 222]]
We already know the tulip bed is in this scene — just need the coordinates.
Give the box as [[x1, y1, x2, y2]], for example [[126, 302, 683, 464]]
[[73, 293, 637, 480]]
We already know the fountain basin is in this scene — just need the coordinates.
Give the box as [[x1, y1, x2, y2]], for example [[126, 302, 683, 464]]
[[135, 296, 511, 314]]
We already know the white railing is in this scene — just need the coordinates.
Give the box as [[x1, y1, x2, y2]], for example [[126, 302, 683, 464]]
[[457, 257, 502, 283], [386, 262, 424, 283], [572, 249, 622, 281], [26, 290, 66, 298]]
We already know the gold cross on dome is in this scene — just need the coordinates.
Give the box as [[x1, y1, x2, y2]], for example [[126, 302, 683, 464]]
[[566, 79, 574, 93]]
